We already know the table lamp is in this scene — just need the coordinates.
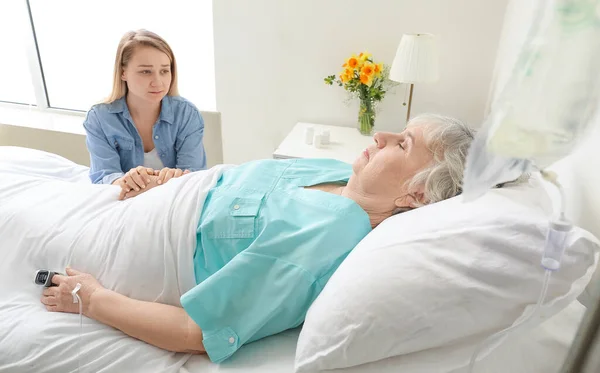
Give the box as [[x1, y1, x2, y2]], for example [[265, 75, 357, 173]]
[[389, 33, 439, 123]]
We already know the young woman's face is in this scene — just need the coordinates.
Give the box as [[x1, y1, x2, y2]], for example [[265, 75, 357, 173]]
[[121, 46, 172, 104]]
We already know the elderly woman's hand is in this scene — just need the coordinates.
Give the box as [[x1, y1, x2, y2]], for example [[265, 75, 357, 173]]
[[40, 267, 104, 316]]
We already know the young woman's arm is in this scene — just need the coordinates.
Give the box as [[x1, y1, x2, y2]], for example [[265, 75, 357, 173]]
[[41, 268, 205, 354], [83, 109, 126, 185], [175, 109, 207, 172]]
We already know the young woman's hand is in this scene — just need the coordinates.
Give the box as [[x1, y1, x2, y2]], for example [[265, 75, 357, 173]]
[[121, 175, 160, 200], [121, 166, 155, 191], [116, 167, 190, 200], [114, 166, 155, 200], [155, 167, 190, 185], [40, 267, 105, 317]]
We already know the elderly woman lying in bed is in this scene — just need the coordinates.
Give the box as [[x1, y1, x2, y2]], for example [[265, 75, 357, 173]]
[[41, 114, 475, 363]]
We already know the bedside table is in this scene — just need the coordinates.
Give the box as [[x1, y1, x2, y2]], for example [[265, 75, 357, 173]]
[[273, 123, 374, 164]]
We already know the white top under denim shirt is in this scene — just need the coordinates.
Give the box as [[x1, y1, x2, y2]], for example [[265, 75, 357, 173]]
[[143, 148, 165, 170], [83, 96, 207, 184]]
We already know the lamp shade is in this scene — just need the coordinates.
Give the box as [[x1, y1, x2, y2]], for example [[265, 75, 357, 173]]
[[389, 33, 439, 84]]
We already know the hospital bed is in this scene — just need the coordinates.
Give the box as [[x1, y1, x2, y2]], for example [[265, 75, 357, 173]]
[[0, 119, 599, 373]]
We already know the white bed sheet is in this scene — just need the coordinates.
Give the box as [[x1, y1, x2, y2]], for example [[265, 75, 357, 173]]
[[0, 146, 228, 372], [181, 301, 586, 373], [0, 147, 587, 373]]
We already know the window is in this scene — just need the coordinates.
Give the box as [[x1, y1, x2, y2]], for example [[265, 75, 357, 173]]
[[0, 1, 37, 105], [1, 0, 216, 112]]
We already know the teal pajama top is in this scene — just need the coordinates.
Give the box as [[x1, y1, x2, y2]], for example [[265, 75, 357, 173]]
[[180, 158, 372, 363]]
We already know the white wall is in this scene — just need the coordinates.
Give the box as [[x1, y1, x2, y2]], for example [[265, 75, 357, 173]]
[[213, 0, 509, 164]]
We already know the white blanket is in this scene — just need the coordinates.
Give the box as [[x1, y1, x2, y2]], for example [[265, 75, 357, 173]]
[[0, 147, 232, 373]]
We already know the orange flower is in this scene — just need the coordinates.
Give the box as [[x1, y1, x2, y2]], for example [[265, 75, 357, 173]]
[[344, 68, 354, 77], [360, 73, 373, 86], [374, 63, 383, 75], [361, 62, 375, 77], [346, 56, 359, 69], [340, 73, 350, 83]]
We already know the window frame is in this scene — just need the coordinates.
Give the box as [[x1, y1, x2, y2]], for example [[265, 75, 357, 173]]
[[1, 0, 215, 115]]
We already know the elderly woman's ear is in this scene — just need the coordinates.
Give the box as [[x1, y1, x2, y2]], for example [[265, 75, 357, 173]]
[[409, 191, 426, 208], [393, 190, 425, 213]]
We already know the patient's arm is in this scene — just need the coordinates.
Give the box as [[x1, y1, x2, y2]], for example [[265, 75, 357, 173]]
[[90, 288, 206, 354], [42, 268, 205, 354]]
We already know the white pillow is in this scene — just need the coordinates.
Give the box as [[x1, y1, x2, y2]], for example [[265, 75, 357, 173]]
[[295, 175, 599, 373]]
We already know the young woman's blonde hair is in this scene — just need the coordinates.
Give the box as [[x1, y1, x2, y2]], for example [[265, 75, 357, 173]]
[[104, 29, 179, 103]]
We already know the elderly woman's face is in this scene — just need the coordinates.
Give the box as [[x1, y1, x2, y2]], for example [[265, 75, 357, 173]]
[[352, 126, 434, 205]]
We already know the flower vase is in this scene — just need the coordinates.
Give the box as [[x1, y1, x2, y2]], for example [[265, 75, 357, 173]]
[[358, 100, 375, 136]]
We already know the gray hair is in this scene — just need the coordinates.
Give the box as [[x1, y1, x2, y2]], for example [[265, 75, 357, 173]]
[[403, 113, 476, 209]]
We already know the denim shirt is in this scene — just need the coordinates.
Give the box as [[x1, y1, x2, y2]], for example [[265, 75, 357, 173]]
[[83, 96, 207, 184]]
